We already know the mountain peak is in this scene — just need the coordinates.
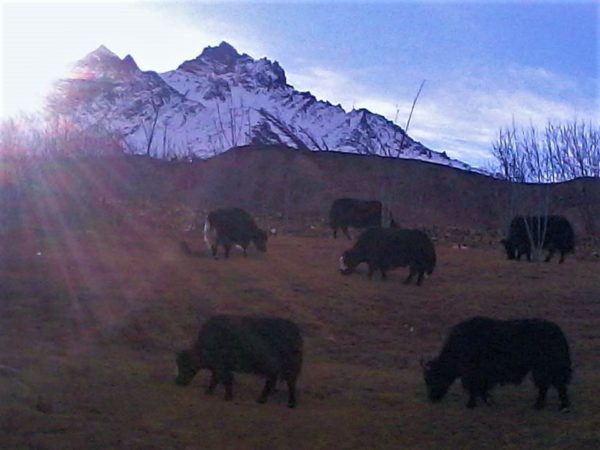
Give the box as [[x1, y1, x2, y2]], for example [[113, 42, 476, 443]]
[[199, 41, 243, 66], [175, 42, 288, 91], [50, 43, 474, 172], [71, 46, 140, 80], [88, 45, 119, 59], [122, 54, 140, 72]]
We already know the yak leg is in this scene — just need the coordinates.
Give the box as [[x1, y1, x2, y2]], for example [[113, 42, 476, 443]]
[[466, 392, 478, 409], [518, 246, 531, 261], [558, 250, 566, 264], [462, 373, 484, 409], [404, 267, 417, 285], [219, 371, 234, 401], [367, 262, 376, 279], [211, 244, 219, 259], [380, 265, 387, 280], [556, 384, 570, 412], [205, 371, 218, 395], [332, 226, 338, 239], [342, 226, 351, 240], [534, 386, 548, 410], [223, 243, 232, 258], [286, 378, 297, 408], [416, 269, 425, 286], [257, 375, 277, 404], [466, 386, 490, 408], [481, 390, 493, 405], [545, 247, 556, 262], [532, 369, 557, 410], [515, 246, 523, 260], [242, 240, 252, 257]]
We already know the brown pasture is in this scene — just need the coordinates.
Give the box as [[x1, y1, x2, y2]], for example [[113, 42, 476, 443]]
[[1, 209, 599, 449]]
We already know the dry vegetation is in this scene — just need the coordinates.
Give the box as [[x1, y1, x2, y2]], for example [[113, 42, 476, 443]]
[[1, 153, 599, 449]]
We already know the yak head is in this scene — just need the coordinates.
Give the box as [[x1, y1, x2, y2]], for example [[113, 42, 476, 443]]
[[175, 350, 201, 386], [500, 238, 516, 260], [339, 250, 361, 275], [421, 358, 454, 403], [253, 229, 268, 253]]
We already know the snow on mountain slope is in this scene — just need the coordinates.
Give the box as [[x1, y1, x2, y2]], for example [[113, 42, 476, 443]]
[[48, 41, 474, 170]]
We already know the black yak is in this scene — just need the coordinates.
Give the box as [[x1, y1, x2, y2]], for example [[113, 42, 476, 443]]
[[175, 315, 303, 408], [329, 198, 395, 239], [339, 227, 436, 285], [501, 215, 575, 263], [422, 316, 572, 411], [203, 208, 268, 258]]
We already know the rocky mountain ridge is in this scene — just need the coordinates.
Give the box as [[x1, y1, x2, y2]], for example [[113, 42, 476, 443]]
[[48, 42, 474, 171]]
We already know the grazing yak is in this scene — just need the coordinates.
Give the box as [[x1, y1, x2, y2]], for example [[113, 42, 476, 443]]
[[175, 315, 303, 408], [422, 316, 572, 411], [339, 227, 436, 285], [329, 198, 396, 239], [501, 215, 575, 263], [203, 208, 268, 258]]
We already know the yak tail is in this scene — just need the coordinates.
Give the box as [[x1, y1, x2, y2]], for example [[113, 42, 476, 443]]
[[203, 216, 216, 252]]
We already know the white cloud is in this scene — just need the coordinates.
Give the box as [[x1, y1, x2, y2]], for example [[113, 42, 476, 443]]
[[286, 63, 598, 167], [286, 66, 361, 108]]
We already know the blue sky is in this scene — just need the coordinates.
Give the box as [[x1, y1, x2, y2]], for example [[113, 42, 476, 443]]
[[1, 0, 598, 166]]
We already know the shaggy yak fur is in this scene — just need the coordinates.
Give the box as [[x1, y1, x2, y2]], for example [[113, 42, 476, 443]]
[[202, 208, 268, 258], [329, 198, 395, 239], [422, 316, 572, 411], [175, 315, 303, 408], [501, 215, 575, 263], [339, 227, 436, 285]]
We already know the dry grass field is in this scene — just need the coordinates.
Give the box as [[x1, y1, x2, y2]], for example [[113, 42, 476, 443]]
[[1, 202, 599, 449]]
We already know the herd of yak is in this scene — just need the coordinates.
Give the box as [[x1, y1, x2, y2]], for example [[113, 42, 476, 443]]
[[176, 198, 575, 412]]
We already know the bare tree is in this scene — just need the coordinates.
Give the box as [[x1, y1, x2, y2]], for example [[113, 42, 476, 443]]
[[212, 94, 255, 152], [0, 118, 21, 156], [397, 80, 426, 157], [494, 119, 599, 183], [1, 111, 124, 159], [380, 80, 426, 226], [142, 96, 162, 156], [492, 119, 600, 253]]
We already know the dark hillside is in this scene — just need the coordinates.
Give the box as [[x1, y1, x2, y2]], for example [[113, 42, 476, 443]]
[[3, 146, 600, 239], [195, 146, 600, 234]]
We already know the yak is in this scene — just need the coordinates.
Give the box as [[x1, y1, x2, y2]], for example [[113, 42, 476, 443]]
[[329, 198, 395, 239], [501, 215, 575, 263], [422, 316, 572, 411], [202, 208, 268, 258], [339, 227, 436, 285], [175, 315, 303, 408]]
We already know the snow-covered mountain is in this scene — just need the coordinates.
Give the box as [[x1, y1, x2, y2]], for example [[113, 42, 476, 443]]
[[48, 42, 473, 170]]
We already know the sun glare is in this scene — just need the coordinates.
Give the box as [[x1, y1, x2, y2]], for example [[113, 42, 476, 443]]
[[0, 1, 233, 119]]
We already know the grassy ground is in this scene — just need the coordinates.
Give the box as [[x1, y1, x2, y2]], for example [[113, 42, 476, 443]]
[[1, 211, 599, 449]]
